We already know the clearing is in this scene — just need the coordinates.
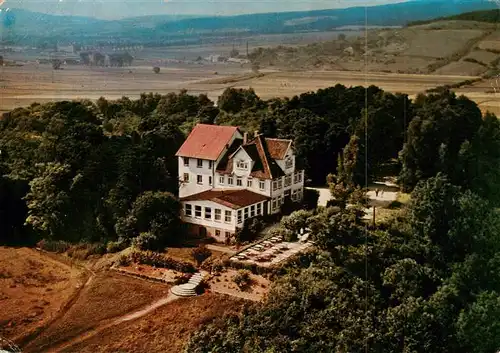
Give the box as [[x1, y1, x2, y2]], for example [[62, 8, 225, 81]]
[[58, 293, 246, 353], [0, 247, 84, 342], [22, 271, 169, 352]]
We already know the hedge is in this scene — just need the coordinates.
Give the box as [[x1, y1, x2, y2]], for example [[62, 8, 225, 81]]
[[128, 250, 196, 273]]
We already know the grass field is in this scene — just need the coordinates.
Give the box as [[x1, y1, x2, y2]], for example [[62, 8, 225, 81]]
[[0, 247, 84, 342], [0, 247, 250, 353], [63, 293, 245, 353], [22, 271, 169, 352]]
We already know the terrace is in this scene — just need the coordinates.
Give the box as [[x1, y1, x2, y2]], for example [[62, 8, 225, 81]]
[[229, 232, 314, 267]]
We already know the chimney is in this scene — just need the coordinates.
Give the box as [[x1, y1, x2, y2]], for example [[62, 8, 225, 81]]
[[243, 132, 248, 144], [254, 130, 259, 137]]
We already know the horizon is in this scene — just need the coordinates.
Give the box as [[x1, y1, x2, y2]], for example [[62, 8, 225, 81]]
[[0, 0, 410, 20]]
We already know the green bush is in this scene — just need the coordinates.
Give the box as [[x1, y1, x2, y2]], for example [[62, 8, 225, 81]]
[[128, 250, 196, 273], [232, 269, 252, 289], [67, 243, 106, 260], [36, 239, 71, 253], [191, 245, 212, 266], [173, 273, 191, 285], [116, 254, 131, 266], [131, 232, 159, 251], [107, 239, 128, 253], [269, 227, 296, 242]]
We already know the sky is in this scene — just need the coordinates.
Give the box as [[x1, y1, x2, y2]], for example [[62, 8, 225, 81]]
[[0, 0, 410, 19]]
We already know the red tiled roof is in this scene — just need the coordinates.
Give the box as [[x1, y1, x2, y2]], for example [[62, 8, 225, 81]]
[[180, 189, 269, 209], [175, 124, 240, 161], [265, 138, 291, 160], [216, 134, 287, 180]]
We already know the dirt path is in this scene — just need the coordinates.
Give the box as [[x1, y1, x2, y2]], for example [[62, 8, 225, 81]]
[[48, 293, 180, 353]]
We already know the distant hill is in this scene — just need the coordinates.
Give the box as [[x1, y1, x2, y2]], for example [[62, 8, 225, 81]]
[[409, 8, 500, 26], [0, 0, 497, 46]]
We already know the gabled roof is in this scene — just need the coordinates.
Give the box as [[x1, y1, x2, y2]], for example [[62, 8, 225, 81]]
[[181, 189, 269, 209], [265, 138, 292, 160], [216, 134, 286, 180], [175, 124, 240, 161]]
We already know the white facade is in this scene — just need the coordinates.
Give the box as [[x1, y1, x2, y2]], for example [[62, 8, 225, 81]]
[[178, 129, 242, 198], [176, 126, 305, 242]]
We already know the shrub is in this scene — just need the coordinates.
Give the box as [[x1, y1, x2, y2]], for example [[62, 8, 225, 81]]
[[303, 188, 320, 210], [66, 243, 105, 260], [269, 227, 295, 242], [195, 278, 210, 295], [131, 232, 159, 251], [235, 215, 267, 244], [107, 239, 128, 253], [191, 245, 212, 266], [36, 239, 71, 253], [128, 250, 196, 273], [232, 270, 252, 289], [280, 209, 313, 234], [173, 273, 191, 285], [211, 260, 225, 274], [116, 254, 131, 266]]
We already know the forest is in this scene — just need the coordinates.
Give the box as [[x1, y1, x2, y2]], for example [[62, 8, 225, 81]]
[[1, 86, 500, 352]]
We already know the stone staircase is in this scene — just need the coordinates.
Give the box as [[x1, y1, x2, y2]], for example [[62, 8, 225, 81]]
[[170, 272, 205, 297]]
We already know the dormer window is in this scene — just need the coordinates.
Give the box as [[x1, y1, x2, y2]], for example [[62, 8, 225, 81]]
[[236, 160, 248, 170], [285, 157, 293, 169]]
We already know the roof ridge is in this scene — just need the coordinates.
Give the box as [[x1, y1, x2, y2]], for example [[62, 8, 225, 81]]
[[255, 134, 274, 179]]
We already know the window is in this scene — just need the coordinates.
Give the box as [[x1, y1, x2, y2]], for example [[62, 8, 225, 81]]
[[225, 231, 231, 239], [272, 180, 278, 191], [259, 180, 265, 190], [228, 176, 234, 185], [195, 205, 202, 218], [197, 175, 203, 184], [219, 176, 225, 184], [183, 173, 189, 182], [250, 205, 255, 217], [244, 207, 249, 220], [236, 161, 248, 169], [237, 210, 242, 224], [294, 171, 303, 184], [215, 230, 221, 237], [237, 177, 242, 186], [185, 204, 192, 217], [247, 179, 253, 188], [209, 176, 213, 185], [215, 209, 222, 222], [257, 203, 262, 215], [225, 210, 232, 223], [209, 161, 213, 169], [205, 207, 212, 220], [285, 175, 292, 187], [197, 159, 203, 168], [285, 157, 293, 168], [183, 157, 189, 166], [272, 199, 277, 210], [278, 178, 283, 189]]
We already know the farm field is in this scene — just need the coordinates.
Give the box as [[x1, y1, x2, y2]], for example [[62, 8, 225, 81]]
[[1, 63, 495, 114]]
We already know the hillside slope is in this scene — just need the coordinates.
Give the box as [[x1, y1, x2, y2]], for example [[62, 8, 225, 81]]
[[0, 0, 497, 45], [249, 20, 500, 76], [409, 8, 500, 26]]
